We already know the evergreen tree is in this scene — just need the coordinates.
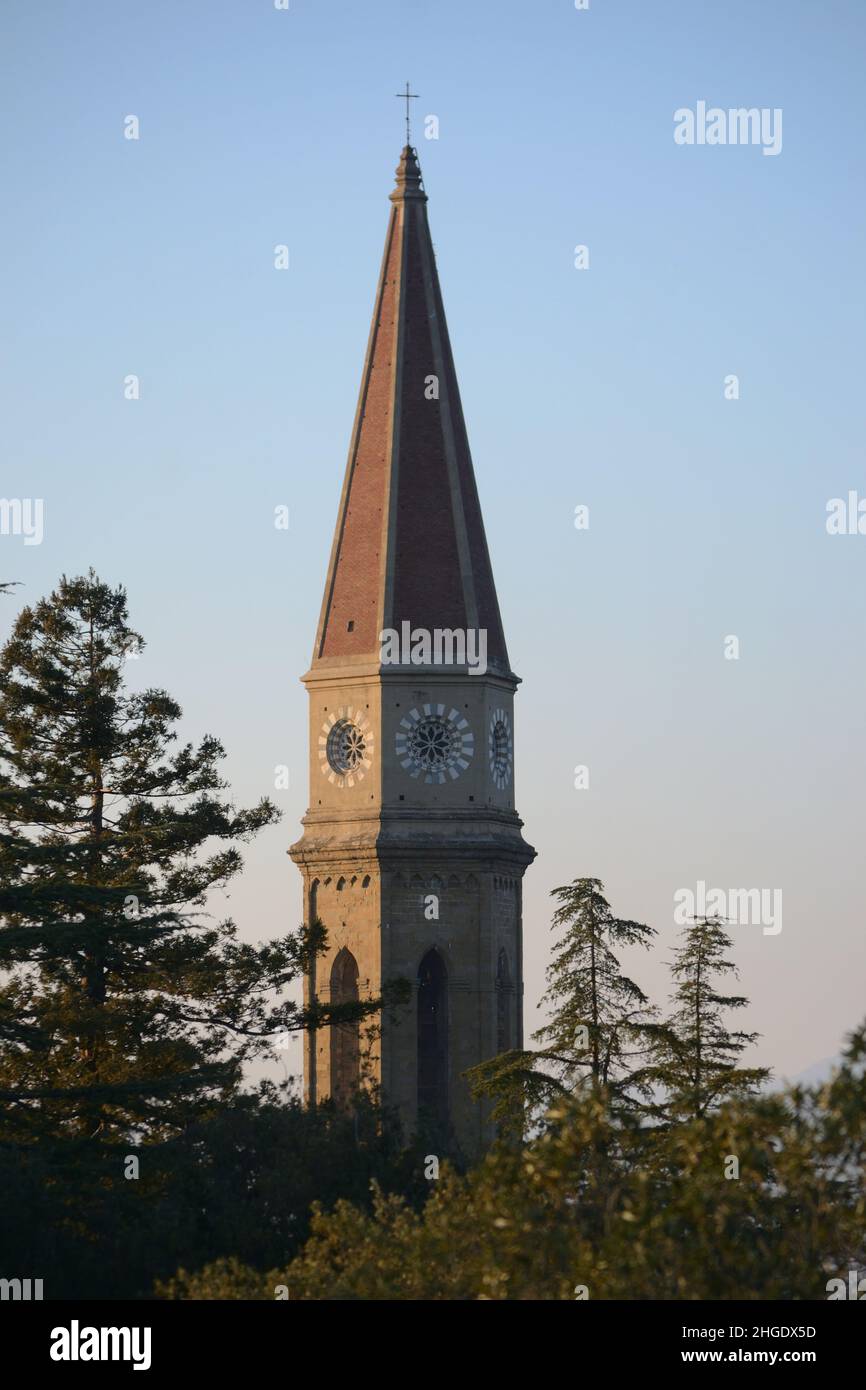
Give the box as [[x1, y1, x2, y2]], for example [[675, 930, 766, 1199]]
[[0, 571, 382, 1146], [162, 1016, 866, 1301], [652, 914, 769, 1120], [468, 878, 658, 1130], [0, 1080, 429, 1299]]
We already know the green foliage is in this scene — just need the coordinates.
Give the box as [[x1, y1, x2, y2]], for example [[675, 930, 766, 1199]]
[[0, 570, 418, 1297], [169, 1023, 866, 1301], [1, 573, 853, 1303], [650, 915, 770, 1120], [0, 1086, 428, 1299], [468, 879, 658, 1132], [0, 572, 389, 1145], [160, 1257, 268, 1302], [0, 572, 276, 1140]]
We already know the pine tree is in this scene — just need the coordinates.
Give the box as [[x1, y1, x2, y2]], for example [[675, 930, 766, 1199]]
[[653, 915, 769, 1120], [244, 1017, 866, 1302], [468, 878, 657, 1130], [0, 571, 382, 1146]]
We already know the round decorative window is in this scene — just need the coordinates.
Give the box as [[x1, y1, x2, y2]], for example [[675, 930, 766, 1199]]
[[319, 707, 373, 788], [327, 720, 366, 773], [396, 704, 474, 784], [488, 708, 513, 790]]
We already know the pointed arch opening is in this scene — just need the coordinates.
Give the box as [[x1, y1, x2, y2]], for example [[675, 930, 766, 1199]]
[[417, 949, 448, 1127], [496, 948, 512, 1054], [330, 947, 360, 1108]]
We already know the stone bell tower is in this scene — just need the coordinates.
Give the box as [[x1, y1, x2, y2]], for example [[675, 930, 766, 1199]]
[[290, 144, 534, 1157]]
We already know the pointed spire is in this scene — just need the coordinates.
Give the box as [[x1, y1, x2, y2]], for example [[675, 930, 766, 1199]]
[[311, 147, 511, 677]]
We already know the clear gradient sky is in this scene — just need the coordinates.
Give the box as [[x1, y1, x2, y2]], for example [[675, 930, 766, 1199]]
[[2, 0, 865, 1086]]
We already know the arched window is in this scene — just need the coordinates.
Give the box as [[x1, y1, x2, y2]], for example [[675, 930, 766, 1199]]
[[417, 949, 448, 1127], [496, 948, 511, 1053], [330, 948, 360, 1107]]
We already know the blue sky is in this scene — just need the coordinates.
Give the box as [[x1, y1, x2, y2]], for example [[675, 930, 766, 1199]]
[[2, 0, 865, 1082]]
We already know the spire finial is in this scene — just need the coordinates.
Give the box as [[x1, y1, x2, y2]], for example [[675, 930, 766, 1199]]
[[390, 143, 426, 204], [395, 81, 419, 146]]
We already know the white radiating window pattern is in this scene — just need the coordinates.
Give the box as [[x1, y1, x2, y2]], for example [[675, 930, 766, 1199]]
[[396, 704, 474, 784], [488, 708, 513, 789], [318, 707, 374, 788]]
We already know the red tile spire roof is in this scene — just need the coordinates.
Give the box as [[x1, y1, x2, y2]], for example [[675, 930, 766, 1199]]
[[312, 145, 511, 676]]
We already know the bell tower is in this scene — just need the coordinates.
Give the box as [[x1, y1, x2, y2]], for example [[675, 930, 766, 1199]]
[[290, 145, 534, 1157]]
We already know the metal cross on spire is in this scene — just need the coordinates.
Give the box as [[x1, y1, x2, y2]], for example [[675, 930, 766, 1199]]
[[395, 81, 419, 146]]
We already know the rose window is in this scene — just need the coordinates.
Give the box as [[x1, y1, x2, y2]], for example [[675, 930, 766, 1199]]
[[396, 704, 474, 784], [327, 720, 367, 773], [319, 708, 373, 788]]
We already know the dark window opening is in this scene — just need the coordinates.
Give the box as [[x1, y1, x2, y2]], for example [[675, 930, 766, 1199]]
[[418, 949, 448, 1127], [330, 947, 360, 1108], [496, 948, 511, 1053]]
